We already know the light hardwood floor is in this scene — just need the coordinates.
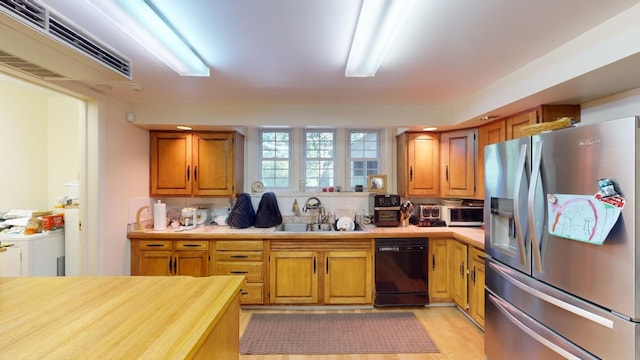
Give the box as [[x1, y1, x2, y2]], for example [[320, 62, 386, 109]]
[[239, 306, 485, 360]]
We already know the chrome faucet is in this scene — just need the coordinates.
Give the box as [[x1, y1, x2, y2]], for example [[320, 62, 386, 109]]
[[303, 197, 324, 224], [303, 197, 322, 212]]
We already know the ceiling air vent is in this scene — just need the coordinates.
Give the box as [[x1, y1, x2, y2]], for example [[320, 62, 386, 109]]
[[0, 0, 131, 80], [0, 49, 64, 79]]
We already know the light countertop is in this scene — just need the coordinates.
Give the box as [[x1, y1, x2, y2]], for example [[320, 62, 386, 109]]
[[0, 275, 244, 359], [128, 224, 485, 250]]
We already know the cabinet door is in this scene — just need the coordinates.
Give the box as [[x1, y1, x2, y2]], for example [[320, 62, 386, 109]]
[[269, 252, 318, 304], [139, 250, 173, 276], [150, 132, 192, 196], [399, 132, 439, 196], [193, 133, 235, 196], [324, 251, 372, 304], [174, 251, 209, 277], [506, 111, 537, 139], [468, 248, 486, 328], [428, 238, 451, 303], [0, 246, 23, 276], [450, 240, 468, 309], [440, 129, 477, 197], [476, 120, 505, 200]]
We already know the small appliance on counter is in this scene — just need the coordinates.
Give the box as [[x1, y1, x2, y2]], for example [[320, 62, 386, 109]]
[[417, 204, 440, 219], [410, 216, 447, 227], [180, 207, 197, 230], [369, 194, 401, 227], [412, 204, 446, 227], [440, 205, 483, 226]]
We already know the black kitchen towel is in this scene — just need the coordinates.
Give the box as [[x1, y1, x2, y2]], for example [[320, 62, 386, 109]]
[[255, 192, 283, 228], [228, 193, 256, 228]]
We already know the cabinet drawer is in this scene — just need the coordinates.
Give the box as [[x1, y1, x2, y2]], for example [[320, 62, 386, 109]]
[[216, 251, 263, 262], [216, 240, 263, 251], [139, 240, 172, 250], [215, 262, 263, 282], [239, 283, 264, 304], [469, 246, 486, 262], [175, 240, 209, 250]]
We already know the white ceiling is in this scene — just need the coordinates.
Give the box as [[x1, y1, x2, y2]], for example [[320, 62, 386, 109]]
[[34, 0, 640, 127]]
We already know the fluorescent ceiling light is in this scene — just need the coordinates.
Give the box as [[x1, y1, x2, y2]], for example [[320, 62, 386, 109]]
[[345, 0, 415, 77], [87, 0, 209, 77]]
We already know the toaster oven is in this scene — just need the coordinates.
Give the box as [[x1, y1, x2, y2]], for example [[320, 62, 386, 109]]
[[369, 194, 402, 227]]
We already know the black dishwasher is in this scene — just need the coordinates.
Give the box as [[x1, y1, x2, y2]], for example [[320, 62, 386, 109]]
[[374, 238, 428, 307]]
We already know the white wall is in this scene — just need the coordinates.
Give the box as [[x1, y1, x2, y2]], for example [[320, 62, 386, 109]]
[[102, 98, 149, 275], [0, 76, 79, 211], [581, 88, 640, 123], [47, 96, 81, 208]]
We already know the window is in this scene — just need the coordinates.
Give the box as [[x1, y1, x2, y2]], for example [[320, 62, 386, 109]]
[[349, 130, 380, 190], [304, 130, 335, 188], [256, 128, 382, 192], [259, 129, 291, 188]]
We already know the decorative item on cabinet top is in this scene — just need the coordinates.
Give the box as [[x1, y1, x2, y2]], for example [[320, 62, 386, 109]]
[[368, 174, 387, 193]]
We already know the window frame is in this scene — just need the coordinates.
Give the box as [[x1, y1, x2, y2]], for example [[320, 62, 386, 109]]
[[258, 128, 292, 190], [347, 129, 381, 191], [254, 127, 383, 193], [302, 129, 336, 190]]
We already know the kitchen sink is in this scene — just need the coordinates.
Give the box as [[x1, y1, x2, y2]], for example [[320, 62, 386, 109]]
[[275, 222, 365, 232]]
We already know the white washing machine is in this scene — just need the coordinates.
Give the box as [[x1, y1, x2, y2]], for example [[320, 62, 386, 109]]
[[0, 229, 65, 276]]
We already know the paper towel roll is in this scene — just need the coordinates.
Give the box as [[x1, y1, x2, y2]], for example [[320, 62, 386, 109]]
[[154, 200, 167, 230]]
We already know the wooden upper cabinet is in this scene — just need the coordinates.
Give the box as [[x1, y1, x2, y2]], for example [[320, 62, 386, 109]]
[[150, 132, 193, 196], [506, 105, 580, 140], [440, 128, 477, 198], [505, 110, 537, 140], [150, 131, 244, 197], [476, 120, 506, 200], [397, 132, 440, 197]]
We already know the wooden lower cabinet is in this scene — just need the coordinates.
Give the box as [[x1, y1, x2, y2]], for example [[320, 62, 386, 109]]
[[133, 239, 209, 277], [269, 240, 373, 305], [324, 251, 373, 304], [450, 239, 468, 310], [468, 246, 486, 328], [428, 237, 485, 329], [214, 240, 265, 304], [269, 251, 318, 304], [428, 238, 451, 303]]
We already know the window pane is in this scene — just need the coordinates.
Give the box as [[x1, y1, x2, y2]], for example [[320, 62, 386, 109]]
[[259, 129, 291, 189], [348, 130, 380, 190], [304, 130, 335, 188]]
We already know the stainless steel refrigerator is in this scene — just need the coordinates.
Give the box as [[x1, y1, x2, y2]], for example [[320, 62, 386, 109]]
[[484, 116, 639, 359]]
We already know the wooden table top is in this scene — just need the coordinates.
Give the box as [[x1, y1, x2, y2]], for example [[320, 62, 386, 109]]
[[0, 275, 243, 359]]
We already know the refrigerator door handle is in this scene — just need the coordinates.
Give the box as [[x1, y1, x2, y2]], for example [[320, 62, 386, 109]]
[[528, 140, 543, 273], [512, 143, 528, 266], [488, 293, 598, 360], [490, 261, 615, 329]]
